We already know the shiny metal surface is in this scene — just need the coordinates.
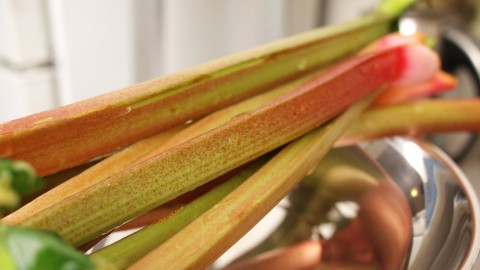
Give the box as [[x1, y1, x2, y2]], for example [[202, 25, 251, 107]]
[[216, 137, 480, 269], [360, 137, 480, 269]]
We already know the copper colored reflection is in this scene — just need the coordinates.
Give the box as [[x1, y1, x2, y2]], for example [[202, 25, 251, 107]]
[[320, 180, 412, 269]]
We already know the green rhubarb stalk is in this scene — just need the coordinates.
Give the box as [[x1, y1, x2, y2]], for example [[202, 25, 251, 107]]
[[127, 87, 383, 270], [10, 45, 409, 247], [90, 156, 271, 270], [0, 0, 412, 176], [338, 98, 480, 146]]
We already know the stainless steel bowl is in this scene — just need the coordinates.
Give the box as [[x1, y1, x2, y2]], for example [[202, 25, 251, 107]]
[[361, 137, 480, 269], [215, 137, 480, 269]]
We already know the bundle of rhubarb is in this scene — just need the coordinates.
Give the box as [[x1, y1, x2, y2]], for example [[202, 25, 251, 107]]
[[1, 0, 480, 269]]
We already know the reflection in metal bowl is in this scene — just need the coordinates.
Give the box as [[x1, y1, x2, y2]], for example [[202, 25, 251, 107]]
[[362, 137, 480, 269], [215, 137, 480, 269]]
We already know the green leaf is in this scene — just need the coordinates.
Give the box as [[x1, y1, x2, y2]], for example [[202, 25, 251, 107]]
[[0, 225, 94, 270], [0, 159, 44, 196], [0, 159, 44, 212]]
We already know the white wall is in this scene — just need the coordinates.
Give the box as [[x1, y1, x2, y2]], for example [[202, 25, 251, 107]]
[[0, 0, 53, 122], [322, 0, 379, 25], [0, 66, 55, 122], [0, 0, 51, 68], [0, 0, 380, 123], [47, 0, 137, 104]]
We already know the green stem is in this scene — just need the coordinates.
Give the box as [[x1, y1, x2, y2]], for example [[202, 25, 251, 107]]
[[339, 99, 480, 145], [378, 0, 416, 17]]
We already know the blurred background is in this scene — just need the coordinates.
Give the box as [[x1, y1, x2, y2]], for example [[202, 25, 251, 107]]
[[0, 0, 479, 187], [0, 0, 383, 123]]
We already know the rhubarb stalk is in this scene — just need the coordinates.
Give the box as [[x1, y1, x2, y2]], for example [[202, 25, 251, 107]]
[[89, 156, 271, 269], [2, 125, 186, 224], [3, 73, 316, 226], [5, 43, 432, 247], [127, 84, 384, 270], [339, 98, 480, 145], [0, 3, 408, 176]]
